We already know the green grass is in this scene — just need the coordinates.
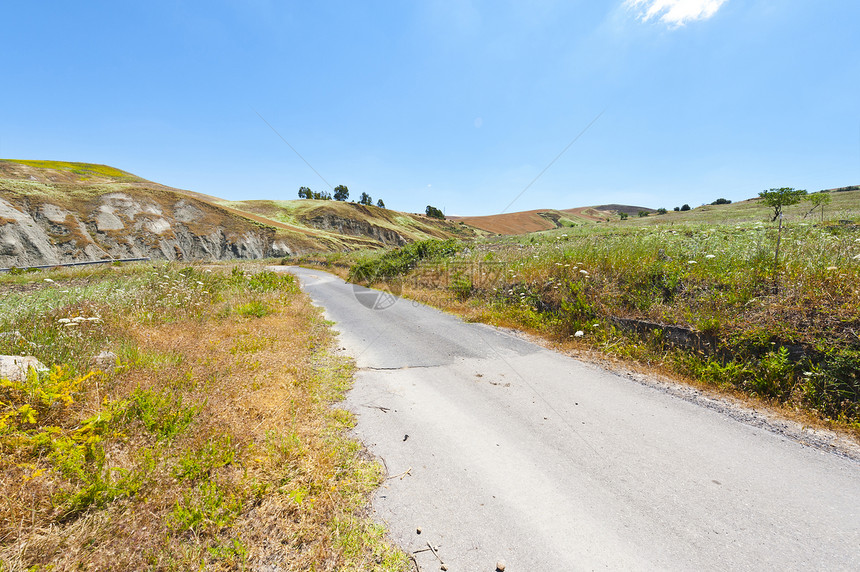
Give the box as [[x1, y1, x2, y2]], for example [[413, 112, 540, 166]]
[[1, 159, 142, 181]]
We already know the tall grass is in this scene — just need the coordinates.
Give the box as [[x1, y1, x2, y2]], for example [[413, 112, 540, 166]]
[[0, 263, 408, 570]]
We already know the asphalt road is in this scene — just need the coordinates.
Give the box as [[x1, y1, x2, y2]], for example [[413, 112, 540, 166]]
[[281, 266, 860, 571]]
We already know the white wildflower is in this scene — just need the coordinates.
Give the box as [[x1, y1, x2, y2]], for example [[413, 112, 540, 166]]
[[58, 318, 71, 324], [705, 254, 715, 259], [574, 330, 584, 337], [44, 278, 54, 283], [688, 260, 697, 264], [826, 266, 837, 270]]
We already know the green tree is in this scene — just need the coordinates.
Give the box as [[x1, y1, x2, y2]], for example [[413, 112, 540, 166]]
[[680, 204, 691, 211], [376, 199, 385, 209], [759, 187, 807, 221], [711, 198, 732, 205], [358, 192, 373, 205], [298, 186, 312, 199], [619, 212, 628, 220], [759, 187, 807, 290], [333, 185, 349, 201], [657, 208, 668, 215], [425, 205, 445, 220], [638, 211, 649, 218], [805, 192, 832, 222]]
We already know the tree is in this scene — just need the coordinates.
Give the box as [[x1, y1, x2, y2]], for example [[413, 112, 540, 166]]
[[711, 198, 732, 205], [619, 212, 628, 220], [638, 211, 649, 218], [297, 186, 312, 199], [673, 206, 680, 212], [657, 208, 668, 215], [680, 204, 691, 211], [358, 192, 373, 205], [376, 199, 386, 209], [805, 192, 832, 222], [333, 185, 349, 201], [759, 187, 807, 290], [759, 187, 807, 221], [425, 205, 445, 220]]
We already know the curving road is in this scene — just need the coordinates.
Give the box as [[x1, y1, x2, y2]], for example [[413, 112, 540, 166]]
[[281, 266, 860, 571]]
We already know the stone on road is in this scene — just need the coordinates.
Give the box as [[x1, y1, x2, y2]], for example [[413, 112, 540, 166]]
[[280, 266, 860, 571]]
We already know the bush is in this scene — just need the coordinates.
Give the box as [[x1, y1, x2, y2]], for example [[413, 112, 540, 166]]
[[349, 239, 460, 282]]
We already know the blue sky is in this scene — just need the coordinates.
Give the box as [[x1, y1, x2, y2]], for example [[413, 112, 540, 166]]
[[1, 1, 858, 215]]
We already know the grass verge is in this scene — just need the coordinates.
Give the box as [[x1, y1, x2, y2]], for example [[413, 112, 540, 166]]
[[0, 263, 409, 571], [321, 223, 860, 434]]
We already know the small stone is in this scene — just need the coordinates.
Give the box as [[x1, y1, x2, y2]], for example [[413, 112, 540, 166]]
[[416, 527, 422, 534], [0, 355, 48, 382], [440, 565, 448, 571], [496, 560, 506, 571], [92, 351, 118, 372]]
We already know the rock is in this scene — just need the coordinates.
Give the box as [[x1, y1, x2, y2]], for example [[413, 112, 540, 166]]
[[440, 565, 448, 571], [0, 355, 48, 382], [574, 330, 584, 337], [496, 560, 506, 571], [416, 527, 422, 534], [92, 351, 118, 372]]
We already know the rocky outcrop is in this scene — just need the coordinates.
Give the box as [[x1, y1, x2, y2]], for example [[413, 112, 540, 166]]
[[0, 192, 279, 268], [306, 214, 408, 246]]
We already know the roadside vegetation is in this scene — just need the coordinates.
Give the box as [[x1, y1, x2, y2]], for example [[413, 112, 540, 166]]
[[0, 263, 408, 570], [323, 191, 860, 430]]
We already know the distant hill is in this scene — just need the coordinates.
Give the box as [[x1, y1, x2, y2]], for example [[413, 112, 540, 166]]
[[0, 159, 476, 268], [449, 205, 654, 235]]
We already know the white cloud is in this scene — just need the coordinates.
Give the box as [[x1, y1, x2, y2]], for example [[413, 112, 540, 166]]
[[626, 0, 728, 27]]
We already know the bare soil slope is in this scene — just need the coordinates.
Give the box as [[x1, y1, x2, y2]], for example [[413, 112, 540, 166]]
[[450, 205, 650, 235]]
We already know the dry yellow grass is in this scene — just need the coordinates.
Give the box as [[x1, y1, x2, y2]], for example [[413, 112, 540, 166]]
[[0, 264, 408, 571]]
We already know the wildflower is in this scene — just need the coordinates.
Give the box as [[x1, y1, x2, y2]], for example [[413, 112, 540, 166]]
[[579, 270, 588, 274], [44, 278, 54, 283], [196, 281, 204, 286], [705, 254, 715, 259], [58, 318, 71, 324], [688, 260, 697, 264], [826, 266, 837, 271], [574, 330, 584, 337]]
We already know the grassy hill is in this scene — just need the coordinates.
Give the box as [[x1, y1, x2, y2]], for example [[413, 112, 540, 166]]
[[0, 160, 477, 266], [221, 198, 479, 248]]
